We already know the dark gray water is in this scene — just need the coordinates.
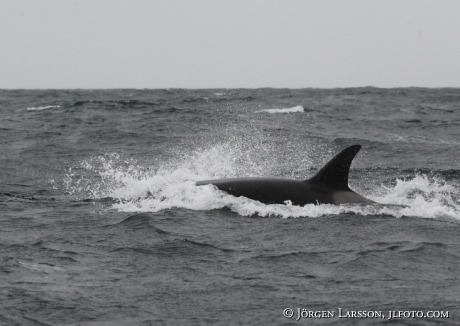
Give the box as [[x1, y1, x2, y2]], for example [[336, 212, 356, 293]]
[[1, 88, 459, 325]]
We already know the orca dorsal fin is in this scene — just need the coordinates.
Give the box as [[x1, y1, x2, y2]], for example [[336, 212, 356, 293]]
[[308, 145, 361, 190]]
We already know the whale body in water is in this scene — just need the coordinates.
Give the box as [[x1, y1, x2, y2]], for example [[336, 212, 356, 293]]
[[196, 145, 374, 206]]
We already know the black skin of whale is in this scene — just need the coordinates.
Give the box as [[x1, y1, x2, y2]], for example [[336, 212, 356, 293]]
[[196, 145, 374, 206]]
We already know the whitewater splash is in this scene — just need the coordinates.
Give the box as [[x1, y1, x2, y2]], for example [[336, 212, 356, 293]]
[[27, 105, 61, 111], [63, 144, 460, 220], [258, 105, 305, 114]]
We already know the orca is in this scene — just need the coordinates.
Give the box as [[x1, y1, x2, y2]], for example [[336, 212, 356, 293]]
[[196, 145, 374, 206]]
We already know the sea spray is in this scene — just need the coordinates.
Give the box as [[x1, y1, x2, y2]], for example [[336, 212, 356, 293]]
[[63, 145, 460, 220]]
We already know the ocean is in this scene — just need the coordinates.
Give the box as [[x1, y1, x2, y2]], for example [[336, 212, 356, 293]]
[[0, 88, 459, 325]]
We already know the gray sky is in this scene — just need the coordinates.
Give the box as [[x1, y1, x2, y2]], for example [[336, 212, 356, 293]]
[[1, 0, 459, 89]]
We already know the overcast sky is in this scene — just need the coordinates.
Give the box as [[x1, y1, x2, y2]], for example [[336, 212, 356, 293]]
[[1, 0, 459, 89]]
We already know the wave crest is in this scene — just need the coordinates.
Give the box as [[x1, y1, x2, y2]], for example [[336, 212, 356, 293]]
[[257, 105, 305, 114]]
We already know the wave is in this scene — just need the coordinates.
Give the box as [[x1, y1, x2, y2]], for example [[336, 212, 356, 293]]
[[110, 213, 169, 234], [258, 105, 305, 114], [26, 105, 61, 111], [62, 142, 460, 221], [69, 99, 159, 108]]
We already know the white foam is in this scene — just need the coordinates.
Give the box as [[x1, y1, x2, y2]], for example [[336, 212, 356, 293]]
[[258, 105, 304, 114], [366, 175, 460, 219], [27, 105, 61, 111], [63, 144, 460, 221]]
